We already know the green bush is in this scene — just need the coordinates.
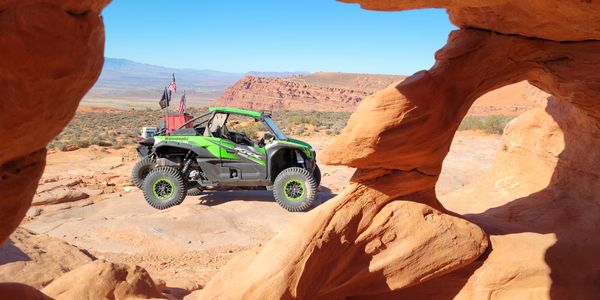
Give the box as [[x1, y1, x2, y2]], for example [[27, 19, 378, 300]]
[[458, 115, 515, 134], [75, 139, 90, 148], [236, 122, 265, 140]]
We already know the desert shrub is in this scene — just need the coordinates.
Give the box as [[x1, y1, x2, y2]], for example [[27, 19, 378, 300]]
[[236, 122, 265, 140], [112, 141, 124, 149], [74, 139, 90, 148], [458, 115, 515, 134], [294, 124, 306, 135], [97, 141, 113, 147], [273, 110, 350, 136], [54, 142, 67, 151]]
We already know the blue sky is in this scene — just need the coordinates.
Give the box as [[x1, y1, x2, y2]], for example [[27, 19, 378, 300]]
[[102, 1, 455, 75]]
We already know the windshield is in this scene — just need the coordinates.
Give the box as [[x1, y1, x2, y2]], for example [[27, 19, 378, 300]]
[[263, 117, 287, 140]]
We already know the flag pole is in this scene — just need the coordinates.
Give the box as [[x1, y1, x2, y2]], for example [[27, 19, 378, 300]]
[[164, 73, 176, 137], [165, 86, 169, 137]]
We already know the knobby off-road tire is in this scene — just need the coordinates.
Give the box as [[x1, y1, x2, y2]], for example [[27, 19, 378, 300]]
[[132, 157, 155, 189], [313, 164, 322, 187], [142, 166, 186, 210], [273, 167, 318, 212]]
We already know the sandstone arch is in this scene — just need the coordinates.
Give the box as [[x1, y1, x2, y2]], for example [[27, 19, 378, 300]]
[[198, 3, 600, 299], [196, 26, 600, 298]]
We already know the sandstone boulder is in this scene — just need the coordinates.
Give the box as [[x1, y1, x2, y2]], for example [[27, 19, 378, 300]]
[[42, 259, 164, 300]]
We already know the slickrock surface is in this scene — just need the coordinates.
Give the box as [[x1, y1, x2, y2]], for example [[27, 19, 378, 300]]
[[0, 228, 95, 289]]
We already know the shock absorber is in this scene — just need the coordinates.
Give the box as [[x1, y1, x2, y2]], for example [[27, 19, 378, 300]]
[[181, 150, 194, 175]]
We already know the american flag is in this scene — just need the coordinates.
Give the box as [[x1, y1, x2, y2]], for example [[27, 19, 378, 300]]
[[177, 92, 186, 113], [167, 73, 176, 94]]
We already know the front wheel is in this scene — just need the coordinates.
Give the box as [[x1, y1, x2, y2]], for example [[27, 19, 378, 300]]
[[273, 167, 317, 212], [142, 167, 186, 210]]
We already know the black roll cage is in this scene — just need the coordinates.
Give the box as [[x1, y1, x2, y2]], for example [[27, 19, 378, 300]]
[[175, 110, 286, 141]]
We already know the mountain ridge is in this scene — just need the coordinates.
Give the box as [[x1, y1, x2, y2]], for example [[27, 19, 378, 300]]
[[83, 58, 309, 108]]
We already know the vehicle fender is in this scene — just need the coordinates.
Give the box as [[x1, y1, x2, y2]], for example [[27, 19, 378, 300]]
[[266, 143, 315, 180], [154, 141, 216, 159]]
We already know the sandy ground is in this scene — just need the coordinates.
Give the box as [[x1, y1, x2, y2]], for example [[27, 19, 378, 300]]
[[20, 132, 501, 292]]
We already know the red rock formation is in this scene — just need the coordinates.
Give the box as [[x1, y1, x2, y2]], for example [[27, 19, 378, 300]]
[[0, 0, 109, 245], [340, 0, 600, 41], [364, 97, 600, 299], [215, 73, 404, 111]]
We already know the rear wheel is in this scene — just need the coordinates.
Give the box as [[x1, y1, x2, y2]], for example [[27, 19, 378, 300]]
[[132, 157, 155, 189], [273, 167, 317, 212], [142, 167, 186, 209]]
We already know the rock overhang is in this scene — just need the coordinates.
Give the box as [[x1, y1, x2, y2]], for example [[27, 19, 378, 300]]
[[338, 0, 600, 41]]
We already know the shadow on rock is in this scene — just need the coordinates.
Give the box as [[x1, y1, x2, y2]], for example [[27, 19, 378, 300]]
[[196, 190, 338, 209], [0, 240, 31, 264]]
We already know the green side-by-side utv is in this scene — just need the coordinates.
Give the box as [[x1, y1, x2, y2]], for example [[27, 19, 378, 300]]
[[132, 107, 321, 212]]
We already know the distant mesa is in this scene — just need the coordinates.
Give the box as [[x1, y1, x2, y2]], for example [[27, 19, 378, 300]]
[[214, 72, 547, 113], [214, 72, 406, 111], [244, 71, 310, 78]]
